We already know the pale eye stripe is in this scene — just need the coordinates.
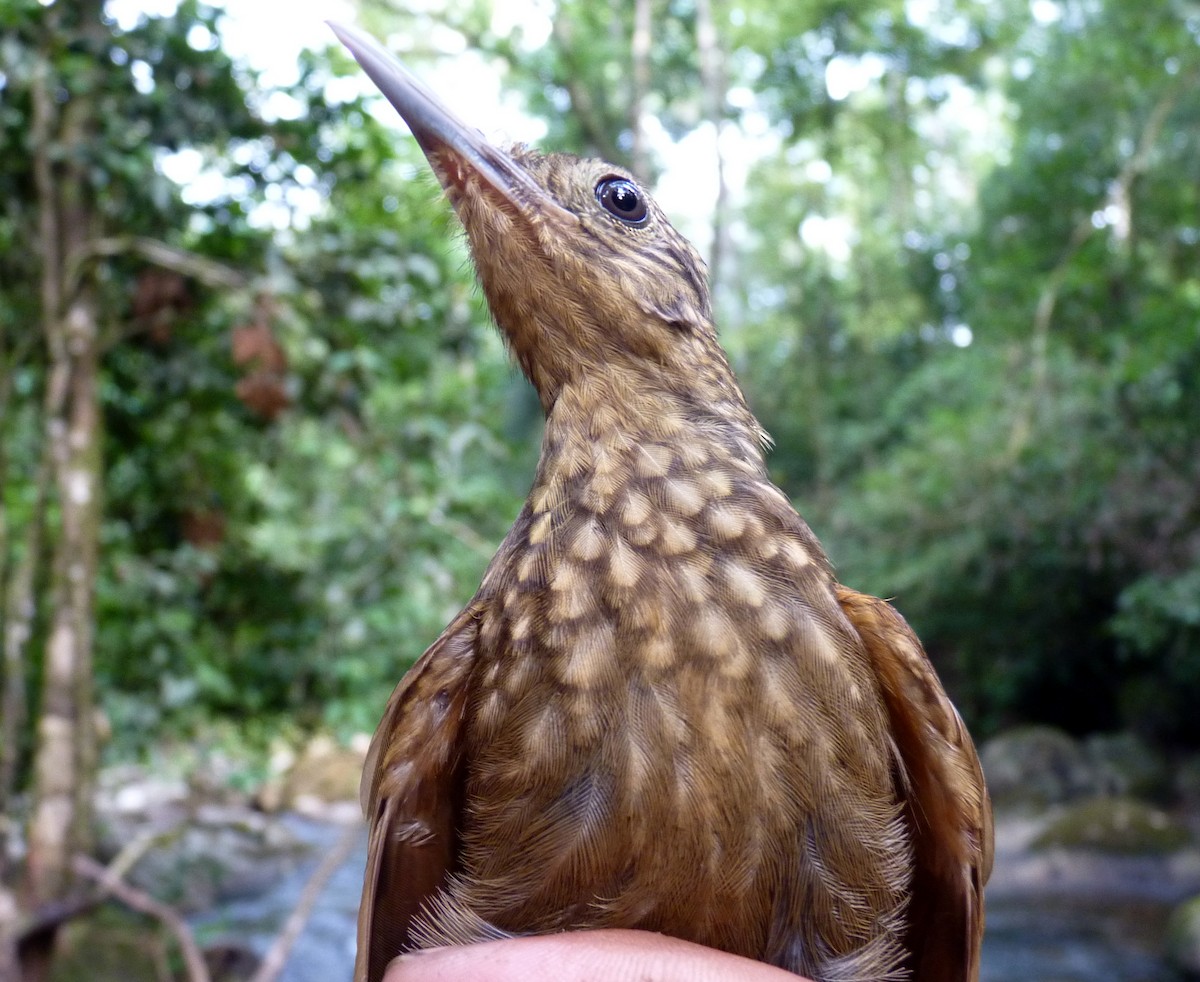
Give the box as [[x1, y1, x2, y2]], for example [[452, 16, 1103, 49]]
[[577, 218, 706, 312]]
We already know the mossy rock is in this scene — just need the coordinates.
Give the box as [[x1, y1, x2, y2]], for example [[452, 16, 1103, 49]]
[[48, 906, 260, 982], [1083, 732, 1172, 802], [1167, 894, 1200, 978], [48, 906, 163, 982], [1175, 755, 1200, 807], [1033, 796, 1191, 854], [979, 725, 1096, 808], [96, 804, 309, 913], [280, 734, 365, 806]]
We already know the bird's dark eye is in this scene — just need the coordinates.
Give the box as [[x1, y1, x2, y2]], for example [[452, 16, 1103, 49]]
[[595, 177, 649, 226]]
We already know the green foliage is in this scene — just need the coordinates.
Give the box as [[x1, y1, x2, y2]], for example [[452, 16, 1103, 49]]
[[0, 0, 529, 758], [700, 0, 1200, 740], [3, 0, 1198, 774]]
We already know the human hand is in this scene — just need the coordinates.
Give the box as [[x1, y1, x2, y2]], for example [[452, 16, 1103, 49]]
[[381, 929, 807, 981]]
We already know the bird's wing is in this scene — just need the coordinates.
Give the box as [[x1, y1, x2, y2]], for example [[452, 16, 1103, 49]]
[[355, 602, 482, 982], [835, 585, 993, 982]]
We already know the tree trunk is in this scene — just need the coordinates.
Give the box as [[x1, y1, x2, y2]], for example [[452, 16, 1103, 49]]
[[693, 0, 730, 300], [21, 5, 105, 977], [629, 0, 652, 180], [550, 12, 625, 165], [27, 297, 102, 902]]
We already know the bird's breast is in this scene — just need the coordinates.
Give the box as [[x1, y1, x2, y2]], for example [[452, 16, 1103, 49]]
[[447, 436, 909, 969]]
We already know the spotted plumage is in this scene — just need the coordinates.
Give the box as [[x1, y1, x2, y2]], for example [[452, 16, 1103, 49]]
[[330, 22, 992, 982]]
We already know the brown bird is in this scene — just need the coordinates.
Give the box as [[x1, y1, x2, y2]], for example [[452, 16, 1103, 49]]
[[330, 23, 993, 982]]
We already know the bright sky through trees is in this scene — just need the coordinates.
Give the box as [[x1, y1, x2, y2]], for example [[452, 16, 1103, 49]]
[[104, 0, 943, 265]]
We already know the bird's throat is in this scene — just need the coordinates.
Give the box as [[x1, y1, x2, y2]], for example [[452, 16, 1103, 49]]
[[534, 374, 768, 512]]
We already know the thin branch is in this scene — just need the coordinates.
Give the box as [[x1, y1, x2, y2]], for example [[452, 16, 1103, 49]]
[[629, 0, 652, 180], [68, 236, 248, 298], [551, 16, 625, 165], [28, 815, 357, 982], [0, 884, 20, 982], [102, 825, 186, 885], [31, 41, 64, 366], [1006, 67, 1199, 457], [693, 0, 730, 296], [72, 854, 211, 982], [249, 823, 361, 982], [1004, 214, 1094, 456]]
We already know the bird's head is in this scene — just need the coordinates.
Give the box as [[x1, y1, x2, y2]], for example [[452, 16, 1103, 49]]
[[331, 24, 749, 430]]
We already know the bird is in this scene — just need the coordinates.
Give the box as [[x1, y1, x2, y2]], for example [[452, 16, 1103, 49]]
[[329, 23, 993, 982]]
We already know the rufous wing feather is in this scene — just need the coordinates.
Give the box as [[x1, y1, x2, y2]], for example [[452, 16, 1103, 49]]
[[837, 586, 993, 982], [355, 604, 481, 982]]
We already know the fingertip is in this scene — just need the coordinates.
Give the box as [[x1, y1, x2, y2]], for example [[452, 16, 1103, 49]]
[[380, 930, 806, 982]]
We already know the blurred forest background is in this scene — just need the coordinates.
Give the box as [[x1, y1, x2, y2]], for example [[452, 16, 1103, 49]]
[[1, 0, 1198, 976]]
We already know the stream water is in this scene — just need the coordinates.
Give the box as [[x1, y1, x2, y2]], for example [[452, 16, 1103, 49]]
[[191, 816, 1179, 982]]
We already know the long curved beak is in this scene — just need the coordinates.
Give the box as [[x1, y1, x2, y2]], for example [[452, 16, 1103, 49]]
[[327, 22, 572, 223]]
